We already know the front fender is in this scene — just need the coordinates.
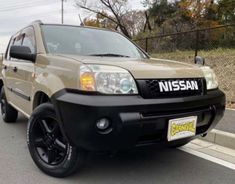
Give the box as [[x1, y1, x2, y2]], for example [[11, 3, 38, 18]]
[[33, 54, 80, 98], [34, 73, 66, 98]]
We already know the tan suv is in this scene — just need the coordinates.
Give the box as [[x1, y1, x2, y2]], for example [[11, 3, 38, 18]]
[[0, 20, 225, 177]]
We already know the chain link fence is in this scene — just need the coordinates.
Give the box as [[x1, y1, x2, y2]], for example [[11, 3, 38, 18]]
[[134, 25, 235, 108]]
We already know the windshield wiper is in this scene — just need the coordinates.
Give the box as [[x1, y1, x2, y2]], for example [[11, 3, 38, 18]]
[[89, 53, 130, 58]]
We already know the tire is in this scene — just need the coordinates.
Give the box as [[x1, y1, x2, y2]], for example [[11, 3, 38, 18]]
[[0, 87, 18, 123], [27, 103, 86, 178]]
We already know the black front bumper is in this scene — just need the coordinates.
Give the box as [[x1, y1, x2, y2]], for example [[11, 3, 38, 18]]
[[52, 89, 225, 151]]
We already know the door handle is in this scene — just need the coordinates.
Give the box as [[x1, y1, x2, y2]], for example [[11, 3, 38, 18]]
[[13, 67, 18, 72]]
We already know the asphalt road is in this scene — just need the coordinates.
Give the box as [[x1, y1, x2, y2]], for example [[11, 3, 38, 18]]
[[216, 109, 235, 133], [0, 114, 235, 184]]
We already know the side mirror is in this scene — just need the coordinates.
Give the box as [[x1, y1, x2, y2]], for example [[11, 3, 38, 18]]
[[194, 56, 205, 65], [10, 45, 36, 62]]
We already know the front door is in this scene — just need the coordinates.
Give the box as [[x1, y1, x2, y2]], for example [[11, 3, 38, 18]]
[[4, 26, 36, 115]]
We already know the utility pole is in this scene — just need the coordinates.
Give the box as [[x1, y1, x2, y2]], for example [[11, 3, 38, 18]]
[[61, 0, 64, 24]]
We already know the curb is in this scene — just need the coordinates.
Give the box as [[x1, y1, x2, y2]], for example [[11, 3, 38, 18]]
[[200, 129, 235, 150]]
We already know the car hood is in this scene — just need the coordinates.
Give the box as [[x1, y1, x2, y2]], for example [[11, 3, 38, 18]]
[[57, 55, 204, 79]]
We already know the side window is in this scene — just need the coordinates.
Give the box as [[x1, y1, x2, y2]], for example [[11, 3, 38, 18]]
[[5, 37, 14, 60], [22, 27, 36, 54], [6, 34, 23, 60], [14, 34, 23, 46], [6, 33, 23, 60], [5, 27, 36, 61]]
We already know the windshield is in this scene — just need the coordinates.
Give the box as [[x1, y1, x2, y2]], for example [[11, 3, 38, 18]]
[[41, 25, 147, 59]]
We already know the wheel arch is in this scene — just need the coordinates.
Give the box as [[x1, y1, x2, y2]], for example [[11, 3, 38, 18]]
[[33, 91, 51, 109]]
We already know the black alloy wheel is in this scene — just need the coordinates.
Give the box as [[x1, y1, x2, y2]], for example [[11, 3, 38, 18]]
[[31, 116, 68, 165], [27, 103, 86, 178]]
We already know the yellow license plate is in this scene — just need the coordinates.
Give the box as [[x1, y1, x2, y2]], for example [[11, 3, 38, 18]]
[[167, 116, 197, 142]]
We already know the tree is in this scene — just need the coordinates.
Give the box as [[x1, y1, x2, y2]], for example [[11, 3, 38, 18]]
[[121, 10, 146, 37], [218, 0, 235, 24], [204, 0, 218, 21], [143, 0, 177, 28], [83, 11, 117, 29], [76, 0, 131, 38], [140, 0, 180, 34], [143, 11, 152, 32], [177, 0, 220, 28]]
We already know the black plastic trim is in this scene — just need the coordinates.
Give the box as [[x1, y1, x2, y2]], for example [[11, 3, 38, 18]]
[[7, 87, 31, 101], [51, 88, 225, 151]]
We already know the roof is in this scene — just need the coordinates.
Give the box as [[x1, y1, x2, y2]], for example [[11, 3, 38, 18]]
[[29, 20, 116, 33]]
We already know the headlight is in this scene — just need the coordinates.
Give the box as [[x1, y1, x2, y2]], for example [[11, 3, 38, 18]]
[[79, 65, 138, 94], [201, 66, 218, 90]]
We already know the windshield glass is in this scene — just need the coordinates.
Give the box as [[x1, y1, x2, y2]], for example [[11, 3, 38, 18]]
[[41, 25, 146, 59]]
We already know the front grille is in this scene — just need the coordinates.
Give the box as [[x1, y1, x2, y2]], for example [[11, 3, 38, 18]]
[[137, 78, 206, 99]]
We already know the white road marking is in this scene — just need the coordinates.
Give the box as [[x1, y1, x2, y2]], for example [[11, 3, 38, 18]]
[[179, 146, 235, 171], [226, 108, 235, 111]]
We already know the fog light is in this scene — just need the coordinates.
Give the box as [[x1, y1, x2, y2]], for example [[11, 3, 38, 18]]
[[96, 118, 110, 130]]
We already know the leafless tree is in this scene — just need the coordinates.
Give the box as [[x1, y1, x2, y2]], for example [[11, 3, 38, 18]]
[[122, 10, 146, 37], [76, 0, 132, 38], [143, 11, 152, 32]]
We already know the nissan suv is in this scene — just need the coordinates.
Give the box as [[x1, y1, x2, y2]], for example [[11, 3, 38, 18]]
[[0, 20, 225, 177]]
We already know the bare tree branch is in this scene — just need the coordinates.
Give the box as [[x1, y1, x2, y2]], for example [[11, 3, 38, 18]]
[[76, 0, 131, 38], [144, 11, 152, 32], [78, 4, 119, 25]]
